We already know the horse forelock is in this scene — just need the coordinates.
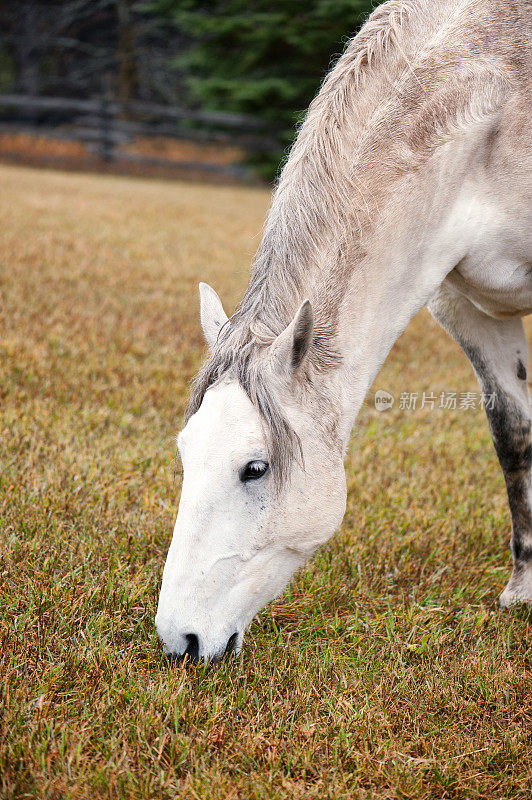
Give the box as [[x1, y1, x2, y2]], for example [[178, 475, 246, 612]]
[[186, 275, 343, 489], [186, 324, 303, 491]]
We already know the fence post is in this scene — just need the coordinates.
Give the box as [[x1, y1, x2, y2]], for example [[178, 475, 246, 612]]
[[99, 75, 114, 163]]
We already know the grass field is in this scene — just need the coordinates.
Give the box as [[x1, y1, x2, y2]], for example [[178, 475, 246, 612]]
[[0, 163, 531, 800]]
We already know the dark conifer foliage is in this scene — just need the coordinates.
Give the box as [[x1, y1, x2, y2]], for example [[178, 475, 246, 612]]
[[0, 0, 379, 176], [154, 0, 376, 175]]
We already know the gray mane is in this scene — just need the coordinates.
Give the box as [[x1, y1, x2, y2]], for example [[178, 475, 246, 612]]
[[187, 0, 512, 484]]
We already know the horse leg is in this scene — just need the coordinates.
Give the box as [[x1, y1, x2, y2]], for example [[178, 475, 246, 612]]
[[429, 282, 532, 606]]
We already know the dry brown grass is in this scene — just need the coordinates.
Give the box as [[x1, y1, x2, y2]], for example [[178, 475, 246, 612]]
[[0, 133, 244, 183], [0, 163, 531, 799]]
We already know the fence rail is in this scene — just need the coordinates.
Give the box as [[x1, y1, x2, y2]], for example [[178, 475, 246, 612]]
[[0, 93, 283, 179]]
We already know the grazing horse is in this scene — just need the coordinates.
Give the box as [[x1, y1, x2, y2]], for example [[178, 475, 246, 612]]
[[156, 0, 532, 663]]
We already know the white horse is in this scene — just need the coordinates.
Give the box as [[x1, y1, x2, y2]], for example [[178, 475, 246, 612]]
[[156, 0, 532, 663]]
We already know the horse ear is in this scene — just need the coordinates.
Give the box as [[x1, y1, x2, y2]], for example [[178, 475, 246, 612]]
[[270, 300, 314, 374], [199, 282, 228, 349]]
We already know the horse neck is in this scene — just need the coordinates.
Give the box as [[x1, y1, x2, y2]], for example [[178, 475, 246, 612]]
[[284, 124, 497, 450], [244, 0, 511, 447]]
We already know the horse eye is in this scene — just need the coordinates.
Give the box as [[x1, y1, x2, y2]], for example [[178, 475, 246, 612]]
[[240, 460, 269, 483]]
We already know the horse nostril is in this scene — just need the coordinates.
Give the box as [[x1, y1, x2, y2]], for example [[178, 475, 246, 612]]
[[165, 633, 201, 667], [184, 633, 200, 663], [224, 632, 238, 658], [165, 632, 237, 667]]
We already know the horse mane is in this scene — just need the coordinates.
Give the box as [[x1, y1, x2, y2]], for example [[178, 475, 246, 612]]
[[187, 0, 511, 485]]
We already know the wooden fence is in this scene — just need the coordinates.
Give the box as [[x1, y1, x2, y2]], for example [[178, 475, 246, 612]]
[[0, 94, 284, 180]]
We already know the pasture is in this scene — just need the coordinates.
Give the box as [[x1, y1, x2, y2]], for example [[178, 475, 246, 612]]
[[0, 163, 531, 799]]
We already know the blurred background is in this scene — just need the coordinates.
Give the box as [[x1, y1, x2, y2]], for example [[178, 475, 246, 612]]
[[0, 0, 380, 183]]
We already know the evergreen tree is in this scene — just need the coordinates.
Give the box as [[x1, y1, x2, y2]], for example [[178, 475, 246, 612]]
[[152, 0, 380, 178]]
